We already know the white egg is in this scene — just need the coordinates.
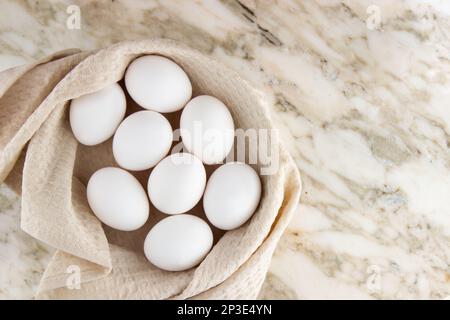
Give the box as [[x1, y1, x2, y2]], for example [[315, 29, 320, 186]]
[[180, 95, 235, 164], [144, 214, 213, 271], [125, 55, 192, 113], [113, 111, 173, 171], [70, 83, 126, 146], [87, 167, 149, 231], [203, 162, 261, 230], [148, 153, 206, 215]]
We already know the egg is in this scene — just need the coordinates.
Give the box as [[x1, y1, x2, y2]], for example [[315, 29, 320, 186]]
[[69, 83, 126, 146], [144, 214, 213, 271], [147, 153, 206, 215], [203, 162, 261, 230], [87, 167, 149, 231], [180, 95, 235, 164], [125, 55, 192, 113], [113, 110, 173, 171]]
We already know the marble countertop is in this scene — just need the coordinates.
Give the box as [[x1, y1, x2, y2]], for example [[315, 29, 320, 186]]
[[1, 0, 449, 299]]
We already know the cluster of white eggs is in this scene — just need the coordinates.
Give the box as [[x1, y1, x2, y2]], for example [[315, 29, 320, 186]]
[[69, 55, 261, 272]]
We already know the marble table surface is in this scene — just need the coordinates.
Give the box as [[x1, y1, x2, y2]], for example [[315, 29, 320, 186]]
[[1, 0, 449, 299]]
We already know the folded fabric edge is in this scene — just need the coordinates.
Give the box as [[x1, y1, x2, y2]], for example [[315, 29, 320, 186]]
[[34, 249, 111, 297]]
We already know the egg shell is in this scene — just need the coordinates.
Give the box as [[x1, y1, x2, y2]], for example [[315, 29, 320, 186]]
[[147, 153, 206, 215], [125, 55, 192, 113], [203, 162, 261, 230], [180, 95, 235, 164], [144, 214, 213, 271], [113, 110, 173, 171], [69, 83, 126, 146], [87, 167, 149, 231]]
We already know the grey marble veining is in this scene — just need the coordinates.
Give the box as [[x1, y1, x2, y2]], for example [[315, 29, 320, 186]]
[[0, 0, 449, 299]]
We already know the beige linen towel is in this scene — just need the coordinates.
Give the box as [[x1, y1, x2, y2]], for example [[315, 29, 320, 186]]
[[0, 39, 301, 299]]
